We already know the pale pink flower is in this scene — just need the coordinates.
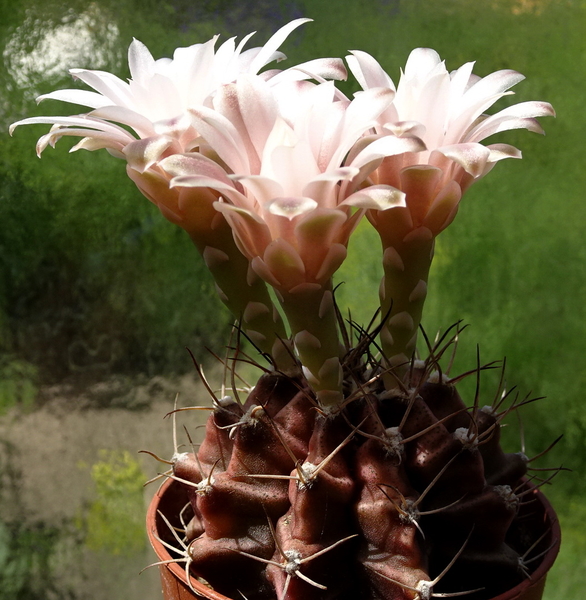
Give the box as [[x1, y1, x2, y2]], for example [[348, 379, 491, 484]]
[[9, 20, 348, 370], [347, 48, 555, 236], [10, 19, 346, 162], [346, 48, 554, 372], [167, 76, 423, 292], [162, 75, 423, 405], [10, 19, 349, 245]]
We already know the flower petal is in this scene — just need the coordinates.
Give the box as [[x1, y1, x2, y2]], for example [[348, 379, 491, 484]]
[[126, 166, 186, 226], [464, 101, 556, 142], [315, 244, 348, 282], [447, 61, 476, 106], [294, 208, 350, 280], [463, 69, 525, 106], [69, 135, 125, 155], [330, 87, 395, 168], [435, 143, 491, 178], [89, 106, 156, 138], [69, 69, 133, 108], [346, 50, 396, 91], [486, 143, 522, 162], [382, 121, 426, 139], [214, 76, 278, 171], [160, 152, 234, 185], [266, 196, 318, 220], [403, 48, 443, 81], [213, 202, 272, 259], [271, 57, 348, 85], [341, 185, 406, 211], [128, 38, 156, 86], [302, 167, 359, 205], [422, 180, 462, 234], [123, 136, 179, 172], [171, 174, 246, 206], [267, 141, 321, 198], [250, 256, 282, 288], [448, 70, 526, 139], [400, 165, 444, 223], [248, 18, 311, 74], [9, 115, 131, 137], [350, 135, 426, 170], [36, 89, 113, 109], [232, 174, 283, 207], [263, 238, 306, 290], [189, 106, 250, 174]]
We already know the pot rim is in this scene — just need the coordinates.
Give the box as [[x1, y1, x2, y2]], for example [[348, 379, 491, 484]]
[[146, 478, 561, 600], [147, 478, 229, 600], [489, 484, 561, 600]]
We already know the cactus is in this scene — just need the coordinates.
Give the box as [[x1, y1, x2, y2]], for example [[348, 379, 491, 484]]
[[11, 19, 558, 600], [162, 322, 557, 600]]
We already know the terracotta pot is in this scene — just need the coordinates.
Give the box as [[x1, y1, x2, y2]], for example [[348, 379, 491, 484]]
[[146, 478, 561, 600]]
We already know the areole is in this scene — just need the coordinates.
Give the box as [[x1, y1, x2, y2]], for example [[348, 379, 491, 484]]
[[146, 478, 561, 600]]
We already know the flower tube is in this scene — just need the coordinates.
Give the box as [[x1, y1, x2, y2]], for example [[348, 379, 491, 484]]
[[347, 48, 555, 375]]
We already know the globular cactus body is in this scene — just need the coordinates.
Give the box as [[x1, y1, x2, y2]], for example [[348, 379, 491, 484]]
[[166, 348, 550, 600]]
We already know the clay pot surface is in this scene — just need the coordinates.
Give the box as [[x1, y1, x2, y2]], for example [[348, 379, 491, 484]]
[[146, 478, 560, 600]]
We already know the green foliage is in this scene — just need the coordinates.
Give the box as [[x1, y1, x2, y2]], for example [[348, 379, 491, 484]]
[[0, 355, 37, 413], [334, 219, 382, 327], [79, 450, 146, 556], [0, 160, 229, 382], [541, 493, 586, 600], [0, 520, 64, 600]]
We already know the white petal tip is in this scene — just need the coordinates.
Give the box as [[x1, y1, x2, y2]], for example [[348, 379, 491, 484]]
[[267, 197, 317, 220]]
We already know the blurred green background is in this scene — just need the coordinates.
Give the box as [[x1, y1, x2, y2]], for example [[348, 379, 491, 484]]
[[0, 0, 584, 598]]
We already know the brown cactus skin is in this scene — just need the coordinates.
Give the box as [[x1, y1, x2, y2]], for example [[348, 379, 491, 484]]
[[417, 381, 471, 431], [242, 372, 304, 416], [197, 400, 242, 473], [267, 416, 358, 600], [172, 452, 204, 542], [166, 355, 552, 600], [475, 406, 529, 486], [355, 438, 429, 600]]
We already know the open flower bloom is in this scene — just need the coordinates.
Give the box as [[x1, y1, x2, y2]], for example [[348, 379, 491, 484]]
[[10, 19, 346, 159], [346, 48, 555, 371], [348, 47, 555, 236], [170, 76, 424, 291], [9, 19, 347, 242], [9, 20, 348, 369], [8, 18, 351, 251], [164, 74, 424, 405]]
